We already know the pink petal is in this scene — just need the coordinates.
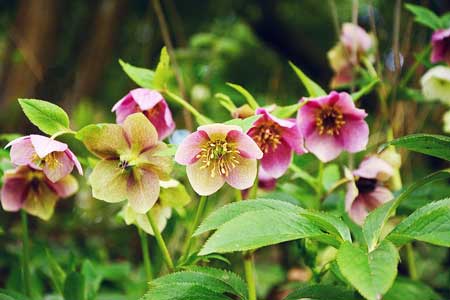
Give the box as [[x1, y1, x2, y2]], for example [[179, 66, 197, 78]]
[[304, 131, 343, 162], [348, 196, 369, 225], [175, 130, 209, 165], [225, 157, 257, 190], [281, 120, 306, 154], [254, 108, 294, 128], [260, 140, 292, 178], [0, 172, 28, 211], [334, 92, 367, 120], [341, 23, 372, 53], [30, 135, 68, 158], [127, 169, 160, 214], [431, 29, 450, 63], [130, 88, 164, 111], [297, 100, 321, 138], [337, 119, 369, 153], [258, 166, 277, 190], [186, 160, 225, 196], [353, 156, 393, 181], [43, 152, 74, 183], [226, 130, 263, 159], [344, 175, 359, 211], [112, 93, 140, 124], [365, 186, 394, 209], [46, 174, 78, 198], [65, 149, 83, 175], [144, 100, 176, 140], [7, 136, 35, 166], [198, 123, 241, 140]]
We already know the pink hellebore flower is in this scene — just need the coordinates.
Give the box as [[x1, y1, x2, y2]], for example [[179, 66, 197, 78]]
[[430, 28, 450, 65], [1, 166, 78, 220], [248, 108, 306, 178], [175, 124, 263, 195], [345, 156, 394, 225], [340, 23, 373, 55], [297, 91, 369, 162], [6, 135, 83, 183], [112, 88, 176, 140]]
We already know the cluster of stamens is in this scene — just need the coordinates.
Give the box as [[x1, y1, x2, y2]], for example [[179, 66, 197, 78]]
[[315, 106, 346, 135], [118, 160, 130, 170], [32, 152, 61, 170], [251, 123, 281, 153], [196, 140, 240, 178]]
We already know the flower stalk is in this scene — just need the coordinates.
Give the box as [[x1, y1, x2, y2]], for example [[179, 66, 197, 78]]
[[21, 211, 32, 297], [244, 251, 257, 300], [182, 195, 208, 259], [138, 227, 153, 281], [147, 212, 174, 272]]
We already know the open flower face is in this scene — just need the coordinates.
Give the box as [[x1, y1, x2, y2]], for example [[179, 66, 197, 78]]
[[430, 28, 450, 65], [248, 108, 306, 178], [1, 166, 78, 220], [175, 123, 263, 195], [6, 135, 83, 183], [112, 88, 176, 140], [79, 113, 173, 214], [297, 91, 369, 162], [420, 66, 450, 105], [345, 156, 394, 225]]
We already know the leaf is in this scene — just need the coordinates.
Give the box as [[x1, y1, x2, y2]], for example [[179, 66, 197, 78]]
[[363, 169, 450, 251], [82, 260, 102, 300], [271, 103, 301, 118], [379, 134, 450, 161], [288, 61, 326, 97], [284, 284, 356, 300], [337, 241, 399, 300], [153, 47, 172, 89], [224, 115, 262, 132], [226, 83, 259, 109], [46, 249, 66, 295], [388, 198, 450, 247], [154, 144, 178, 157], [405, 4, 442, 30], [18, 99, 70, 135], [384, 277, 442, 300], [140, 283, 232, 300], [215, 93, 237, 114], [63, 272, 86, 300], [119, 59, 155, 89], [299, 210, 352, 243], [0, 289, 29, 300], [351, 79, 379, 102]]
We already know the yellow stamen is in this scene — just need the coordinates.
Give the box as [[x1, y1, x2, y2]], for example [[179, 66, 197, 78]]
[[315, 106, 346, 136], [198, 139, 240, 178]]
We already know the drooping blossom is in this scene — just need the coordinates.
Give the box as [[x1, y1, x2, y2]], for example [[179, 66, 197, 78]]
[[345, 156, 394, 225], [430, 28, 450, 65], [6, 135, 83, 183], [248, 108, 306, 178], [1, 166, 78, 220], [78, 112, 172, 213], [297, 91, 369, 162], [340, 23, 373, 57], [257, 166, 277, 190], [175, 124, 263, 195], [112, 88, 175, 140], [420, 66, 450, 105]]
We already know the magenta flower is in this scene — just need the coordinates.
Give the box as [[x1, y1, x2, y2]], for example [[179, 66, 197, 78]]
[[6, 135, 83, 183], [430, 28, 450, 65], [175, 124, 263, 195], [248, 108, 306, 178], [1, 166, 78, 220], [340, 23, 373, 56], [297, 91, 369, 162], [112, 88, 175, 140], [345, 156, 394, 225], [258, 166, 277, 190]]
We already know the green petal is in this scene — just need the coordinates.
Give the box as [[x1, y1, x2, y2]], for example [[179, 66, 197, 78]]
[[23, 183, 58, 221], [89, 160, 127, 203], [122, 113, 158, 154], [120, 204, 171, 236], [77, 123, 129, 159], [159, 180, 191, 209], [137, 142, 173, 180], [127, 168, 160, 214]]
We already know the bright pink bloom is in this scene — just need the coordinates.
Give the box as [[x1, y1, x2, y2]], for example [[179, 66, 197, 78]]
[[297, 91, 369, 162], [345, 156, 394, 225], [248, 108, 306, 178], [341, 23, 372, 56], [430, 28, 450, 65], [175, 124, 263, 195], [1, 166, 78, 220], [112, 88, 175, 140], [6, 135, 83, 183]]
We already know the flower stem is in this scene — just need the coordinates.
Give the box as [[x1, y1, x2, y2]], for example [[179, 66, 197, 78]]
[[138, 227, 153, 281], [243, 251, 257, 300], [164, 90, 213, 125], [147, 212, 174, 272], [248, 164, 259, 199], [21, 211, 31, 297], [182, 195, 208, 259], [406, 243, 418, 280], [235, 188, 243, 202]]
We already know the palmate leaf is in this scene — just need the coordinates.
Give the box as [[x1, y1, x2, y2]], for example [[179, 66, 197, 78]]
[[284, 284, 356, 300], [224, 115, 262, 133]]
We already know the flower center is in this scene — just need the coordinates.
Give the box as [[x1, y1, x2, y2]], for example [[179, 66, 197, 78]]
[[250, 123, 282, 153], [118, 160, 130, 170], [196, 139, 240, 178], [356, 178, 377, 194], [32, 152, 61, 169], [315, 106, 345, 135]]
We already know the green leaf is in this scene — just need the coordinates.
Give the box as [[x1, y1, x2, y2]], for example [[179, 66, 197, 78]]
[[405, 4, 442, 30], [284, 284, 356, 300], [388, 198, 450, 247], [153, 47, 172, 89], [140, 283, 232, 300], [288, 61, 326, 97], [215, 93, 237, 114], [119, 59, 155, 89], [379, 134, 450, 161], [351, 79, 379, 102], [226, 83, 259, 109], [337, 241, 399, 300], [82, 260, 102, 300], [384, 277, 442, 300], [299, 210, 352, 243], [46, 249, 66, 295], [0, 289, 29, 300], [63, 272, 86, 300], [363, 169, 450, 251], [271, 103, 301, 118], [18, 99, 70, 135], [224, 115, 262, 132], [154, 144, 178, 157]]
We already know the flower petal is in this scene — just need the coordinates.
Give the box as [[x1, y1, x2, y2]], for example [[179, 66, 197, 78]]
[[8, 136, 35, 166], [198, 123, 241, 140], [127, 169, 160, 214], [186, 160, 225, 196], [254, 107, 295, 128], [0, 170, 28, 211], [122, 112, 158, 153], [65, 149, 83, 175], [260, 140, 292, 178], [281, 121, 306, 154], [47, 174, 78, 198], [79, 124, 128, 159], [130, 88, 164, 111], [348, 196, 369, 225], [225, 157, 257, 190], [22, 183, 58, 221], [344, 171, 358, 212], [353, 156, 394, 181], [112, 93, 140, 124], [337, 119, 369, 153], [138, 142, 173, 180], [174, 130, 208, 165], [305, 131, 343, 162], [226, 130, 263, 159], [334, 92, 367, 120], [30, 135, 68, 158], [43, 151, 74, 183], [145, 100, 176, 140], [89, 160, 127, 203], [365, 186, 393, 209]]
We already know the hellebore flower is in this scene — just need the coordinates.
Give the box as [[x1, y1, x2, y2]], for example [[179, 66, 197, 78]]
[[1, 166, 78, 220], [6, 135, 83, 183], [345, 156, 394, 225], [430, 28, 450, 65], [79, 113, 173, 214], [175, 124, 263, 195], [248, 108, 306, 178], [257, 166, 277, 190], [297, 91, 369, 162], [340, 23, 373, 56], [420, 66, 450, 105], [112, 88, 175, 140]]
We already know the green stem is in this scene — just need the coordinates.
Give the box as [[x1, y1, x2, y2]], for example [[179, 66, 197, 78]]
[[50, 129, 77, 140], [317, 161, 325, 199], [406, 243, 418, 280], [399, 45, 431, 88], [147, 212, 174, 272], [288, 164, 319, 193], [21, 211, 31, 297], [243, 252, 257, 300], [248, 163, 259, 200], [235, 188, 243, 202], [182, 195, 208, 258], [164, 90, 213, 125], [138, 227, 153, 281]]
